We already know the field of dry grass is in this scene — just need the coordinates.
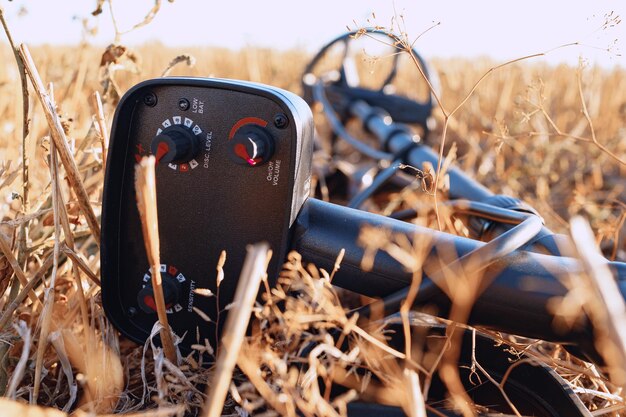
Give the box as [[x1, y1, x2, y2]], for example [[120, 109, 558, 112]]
[[0, 19, 625, 417]]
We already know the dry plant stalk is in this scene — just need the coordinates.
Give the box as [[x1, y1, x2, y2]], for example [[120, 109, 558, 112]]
[[235, 252, 435, 417], [61, 246, 102, 287], [91, 91, 109, 168], [0, 5, 30, 208], [54, 163, 91, 335], [18, 44, 101, 243], [44, 136, 122, 413], [6, 320, 31, 398], [33, 137, 63, 403], [404, 369, 426, 417], [203, 242, 270, 417], [570, 216, 626, 387], [135, 156, 177, 363]]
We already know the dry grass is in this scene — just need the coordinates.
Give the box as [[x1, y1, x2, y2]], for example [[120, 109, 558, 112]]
[[0, 12, 625, 417]]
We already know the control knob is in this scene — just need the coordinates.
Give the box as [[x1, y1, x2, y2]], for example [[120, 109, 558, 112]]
[[137, 272, 181, 314], [151, 126, 200, 164], [229, 125, 274, 166]]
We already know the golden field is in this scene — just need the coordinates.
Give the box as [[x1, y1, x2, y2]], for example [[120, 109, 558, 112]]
[[0, 35, 625, 417]]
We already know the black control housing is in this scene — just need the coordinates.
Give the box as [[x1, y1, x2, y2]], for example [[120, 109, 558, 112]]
[[102, 77, 626, 366], [101, 78, 313, 349]]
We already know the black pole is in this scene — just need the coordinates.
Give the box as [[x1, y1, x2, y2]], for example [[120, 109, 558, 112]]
[[292, 198, 626, 361]]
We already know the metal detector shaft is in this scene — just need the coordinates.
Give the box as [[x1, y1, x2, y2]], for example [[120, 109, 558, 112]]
[[349, 100, 575, 255], [301, 98, 626, 359], [292, 197, 626, 361], [350, 100, 493, 201]]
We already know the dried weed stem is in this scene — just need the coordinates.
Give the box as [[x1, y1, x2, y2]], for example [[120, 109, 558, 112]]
[[19, 44, 102, 243], [91, 91, 109, 169], [134, 156, 177, 363], [33, 137, 63, 403], [571, 217, 626, 388], [203, 242, 270, 417]]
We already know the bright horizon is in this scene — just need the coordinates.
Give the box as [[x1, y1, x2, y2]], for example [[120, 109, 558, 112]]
[[1, 0, 625, 68]]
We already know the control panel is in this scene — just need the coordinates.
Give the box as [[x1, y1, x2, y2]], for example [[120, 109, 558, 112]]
[[101, 78, 313, 350]]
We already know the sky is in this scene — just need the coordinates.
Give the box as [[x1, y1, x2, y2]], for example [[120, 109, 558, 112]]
[[0, 0, 624, 68]]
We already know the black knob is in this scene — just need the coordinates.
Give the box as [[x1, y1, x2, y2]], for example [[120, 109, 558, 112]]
[[137, 273, 180, 314], [229, 125, 274, 166], [151, 126, 200, 164]]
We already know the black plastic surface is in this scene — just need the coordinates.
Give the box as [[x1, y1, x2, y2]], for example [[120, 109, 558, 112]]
[[102, 77, 313, 349]]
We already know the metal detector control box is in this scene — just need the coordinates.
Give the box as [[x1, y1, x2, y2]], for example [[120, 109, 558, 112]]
[[101, 78, 314, 349]]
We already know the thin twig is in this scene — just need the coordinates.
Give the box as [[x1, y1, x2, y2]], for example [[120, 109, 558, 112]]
[[6, 321, 31, 398], [470, 330, 523, 417], [575, 64, 625, 165], [91, 91, 109, 169], [108, 0, 166, 42], [61, 246, 101, 287]]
